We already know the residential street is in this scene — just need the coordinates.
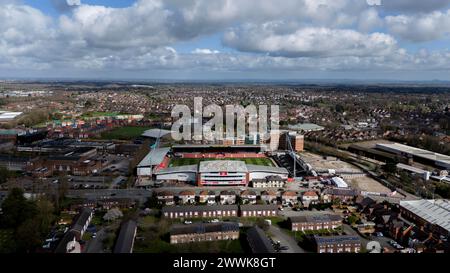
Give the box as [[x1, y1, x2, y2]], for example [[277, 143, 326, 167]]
[[268, 225, 307, 253]]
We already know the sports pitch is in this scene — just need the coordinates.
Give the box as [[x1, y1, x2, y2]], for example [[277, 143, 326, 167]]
[[169, 157, 275, 167]]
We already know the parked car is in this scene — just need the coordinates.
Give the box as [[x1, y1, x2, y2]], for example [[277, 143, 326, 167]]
[[184, 220, 192, 225]]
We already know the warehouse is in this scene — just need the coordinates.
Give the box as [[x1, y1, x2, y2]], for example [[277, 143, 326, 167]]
[[376, 143, 450, 170], [399, 199, 450, 237]]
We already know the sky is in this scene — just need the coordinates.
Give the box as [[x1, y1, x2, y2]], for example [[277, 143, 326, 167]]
[[1, 0, 450, 81]]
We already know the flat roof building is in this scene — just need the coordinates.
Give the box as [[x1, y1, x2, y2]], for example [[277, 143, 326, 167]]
[[400, 199, 450, 237]]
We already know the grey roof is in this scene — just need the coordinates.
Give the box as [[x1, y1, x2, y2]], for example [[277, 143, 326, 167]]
[[289, 214, 342, 224], [199, 160, 247, 173], [377, 143, 450, 168], [246, 165, 289, 174], [162, 205, 238, 213], [72, 208, 92, 233], [170, 222, 239, 236], [137, 147, 170, 167], [54, 230, 77, 253], [400, 199, 450, 233], [314, 235, 361, 245], [324, 188, 359, 196], [247, 226, 276, 253], [141, 128, 173, 139], [288, 123, 324, 131], [240, 204, 278, 211], [155, 164, 198, 174], [113, 220, 137, 253]]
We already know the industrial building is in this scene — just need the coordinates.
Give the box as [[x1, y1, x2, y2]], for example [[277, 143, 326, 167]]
[[376, 143, 450, 170], [399, 199, 450, 238], [396, 163, 431, 181]]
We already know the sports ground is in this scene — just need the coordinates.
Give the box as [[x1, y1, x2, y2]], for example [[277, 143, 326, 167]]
[[169, 157, 275, 167]]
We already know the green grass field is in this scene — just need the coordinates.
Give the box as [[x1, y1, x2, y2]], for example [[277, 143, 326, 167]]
[[99, 126, 151, 140], [169, 157, 274, 167]]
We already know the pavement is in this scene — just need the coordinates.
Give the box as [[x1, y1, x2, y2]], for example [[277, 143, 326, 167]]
[[268, 225, 307, 253]]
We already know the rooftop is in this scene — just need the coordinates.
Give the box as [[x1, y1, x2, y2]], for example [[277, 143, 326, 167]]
[[314, 235, 361, 245], [162, 205, 238, 213], [113, 220, 137, 253], [141, 128, 173, 139], [376, 143, 450, 168], [199, 160, 247, 173], [170, 222, 239, 236], [247, 226, 276, 254], [137, 147, 170, 167], [155, 164, 198, 174], [288, 123, 325, 132], [246, 164, 289, 174], [289, 214, 342, 224], [400, 199, 450, 233]]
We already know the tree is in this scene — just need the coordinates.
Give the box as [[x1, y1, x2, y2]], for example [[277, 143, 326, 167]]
[[15, 219, 42, 253], [0, 166, 14, 184], [1, 188, 37, 229]]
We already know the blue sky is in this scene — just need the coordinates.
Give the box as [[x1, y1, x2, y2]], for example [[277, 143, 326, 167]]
[[1, 0, 450, 81]]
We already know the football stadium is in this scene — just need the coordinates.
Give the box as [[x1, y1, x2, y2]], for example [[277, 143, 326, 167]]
[[136, 144, 289, 186]]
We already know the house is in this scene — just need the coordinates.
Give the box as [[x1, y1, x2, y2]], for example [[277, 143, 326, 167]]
[[113, 220, 137, 253], [281, 191, 298, 206], [157, 191, 175, 206], [220, 190, 236, 205], [240, 204, 278, 217], [314, 235, 361, 253], [288, 214, 342, 231], [71, 208, 93, 240], [322, 188, 359, 203], [261, 190, 278, 204], [198, 190, 216, 205], [302, 191, 319, 206], [240, 190, 257, 205], [246, 226, 276, 253], [98, 198, 136, 210], [54, 231, 81, 253], [161, 205, 238, 219], [170, 222, 239, 244], [178, 190, 196, 205], [252, 176, 285, 188]]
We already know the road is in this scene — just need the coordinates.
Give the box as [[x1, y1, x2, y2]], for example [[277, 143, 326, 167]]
[[268, 225, 306, 253]]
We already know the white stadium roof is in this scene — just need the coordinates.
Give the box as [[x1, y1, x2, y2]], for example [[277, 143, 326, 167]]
[[141, 128, 173, 139], [199, 160, 248, 173], [400, 199, 450, 233], [137, 147, 170, 167], [246, 164, 289, 175]]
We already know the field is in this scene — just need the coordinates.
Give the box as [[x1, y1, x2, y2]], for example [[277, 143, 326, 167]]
[[169, 157, 275, 167], [99, 126, 151, 140], [81, 111, 119, 118]]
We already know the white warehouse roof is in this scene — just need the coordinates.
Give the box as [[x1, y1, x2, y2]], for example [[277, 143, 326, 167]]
[[331, 177, 348, 188], [400, 199, 450, 234], [141, 128, 173, 139], [199, 160, 248, 173]]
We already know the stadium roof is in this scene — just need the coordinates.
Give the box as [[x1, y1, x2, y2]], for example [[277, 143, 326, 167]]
[[199, 160, 247, 173], [141, 128, 173, 139], [399, 199, 450, 233], [288, 123, 324, 132], [376, 143, 450, 169], [137, 147, 170, 167], [155, 164, 198, 174], [246, 164, 289, 174]]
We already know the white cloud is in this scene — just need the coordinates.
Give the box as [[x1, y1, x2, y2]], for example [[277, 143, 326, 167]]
[[191, 48, 220, 54], [386, 10, 450, 42], [223, 23, 397, 58]]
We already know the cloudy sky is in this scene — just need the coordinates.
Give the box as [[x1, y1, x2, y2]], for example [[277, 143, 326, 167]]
[[1, 0, 450, 80]]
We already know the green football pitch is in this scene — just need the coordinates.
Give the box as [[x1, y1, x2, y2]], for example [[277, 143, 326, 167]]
[[169, 157, 274, 167]]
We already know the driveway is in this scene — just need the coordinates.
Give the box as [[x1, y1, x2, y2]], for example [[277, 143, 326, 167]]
[[268, 225, 307, 253]]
